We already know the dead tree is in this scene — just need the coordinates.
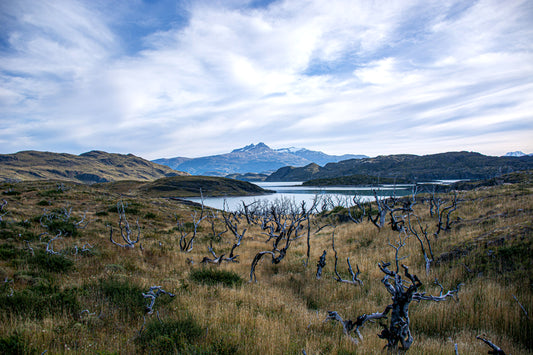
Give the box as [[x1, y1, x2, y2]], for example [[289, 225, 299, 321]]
[[40, 204, 89, 236], [250, 199, 309, 282], [476, 335, 507, 355], [435, 192, 458, 236], [427, 190, 459, 238], [216, 205, 248, 262], [109, 201, 141, 248], [201, 243, 226, 265], [407, 213, 434, 275], [327, 260, 460, 350], [300, 198, 319, 266], [316, 250, 327, 280], [201, 241, 240, 264], [177, 208, 207, 253], [428, 188, 441, 218], [373, 263, 459, 350], [46, 232, 62, 255], [325, 310, 388, 344], [331, 227, 362, 286], [346, 196, 367, 224], [239, 200, 262, 225], [368, 190, 392, 230], [142, 286, 175, 314], [207, 210, 228, 242]]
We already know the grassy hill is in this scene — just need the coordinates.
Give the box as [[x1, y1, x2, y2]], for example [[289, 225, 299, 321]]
[[91, 176, 271, 198], [0, 150, 188, 184], [302, 174, 410, 186], [0, 177, 531, 354], [123, 176, 271, 198], [267, 151, 533, 182]]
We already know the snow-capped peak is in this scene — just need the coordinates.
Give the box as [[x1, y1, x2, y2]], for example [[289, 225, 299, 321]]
[[276, 147, 304, 153], [231, 142, 271, 153], [504, 151, 527, 157]]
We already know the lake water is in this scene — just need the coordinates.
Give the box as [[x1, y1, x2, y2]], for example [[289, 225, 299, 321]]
[[185, 181, 415, 211]]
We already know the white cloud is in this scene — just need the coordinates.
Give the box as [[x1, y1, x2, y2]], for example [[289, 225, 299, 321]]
[[0, 0, 532, 158]]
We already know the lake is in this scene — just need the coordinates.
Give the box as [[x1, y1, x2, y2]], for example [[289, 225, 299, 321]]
[[185, 181, 416, 211]]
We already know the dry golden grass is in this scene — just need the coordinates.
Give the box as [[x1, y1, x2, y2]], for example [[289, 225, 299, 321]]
[[0, 180, 531, 354]]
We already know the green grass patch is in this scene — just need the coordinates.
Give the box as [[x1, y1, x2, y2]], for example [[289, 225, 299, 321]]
[[0, 331, 37, 355], [0, 283, 79, 320], [189, 268, 243, 288], [28, 249, 75, 274], [95, 277, 145, 313], [135, 316, 204, 354]]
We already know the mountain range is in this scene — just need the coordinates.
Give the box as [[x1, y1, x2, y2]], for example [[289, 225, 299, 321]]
[[152, 143, 367, 176], [0, 150, 187, 184], [267, 151, 533, 182]]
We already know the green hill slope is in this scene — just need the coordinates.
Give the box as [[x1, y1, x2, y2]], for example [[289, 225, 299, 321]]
[[0, 150, 188, 184]]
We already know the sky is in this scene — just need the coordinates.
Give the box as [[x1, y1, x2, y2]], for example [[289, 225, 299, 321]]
[[1, 0, 532, 159]]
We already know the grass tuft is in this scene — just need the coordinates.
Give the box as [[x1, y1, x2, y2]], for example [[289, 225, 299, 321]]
[[135, 316, 204, 353], [189, 267, 244, 287]]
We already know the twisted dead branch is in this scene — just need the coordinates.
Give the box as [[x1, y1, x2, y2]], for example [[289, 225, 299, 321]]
[[316, 250, 326, 280], [512, 294, 529, 319], [327, 258, 460, 350], [331, 228, 362, 286], [46, 232, 62, 255], [40, 204, 89, 236], [109, 201, 141, 248], [142, 286, 175, 315]]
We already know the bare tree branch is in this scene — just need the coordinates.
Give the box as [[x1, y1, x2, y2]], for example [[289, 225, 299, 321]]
[[109, 201, 141, 248], [512, 294, 529, 319], [476, 335, 507, 355], [46, 232, 62, 255], [331, 228, 362, 286], [316, 250, 326, 280], [142, 286, 175, 315]]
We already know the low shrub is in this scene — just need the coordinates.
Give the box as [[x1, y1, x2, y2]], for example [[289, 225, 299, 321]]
[[144, 212, 157, 219], [40, 218, 79, 237], [98, 277, 145, 313], [0, 244, 24, 260], [28, 249, 75, 274], [0, 284, 79, 319], [37, 200, 51, 206], [189, 268, 243, 287], [135, 316, 204, 354], [0, 223, 38, 241], [0, 331, 36, 355], [38, 188, 63, 197]]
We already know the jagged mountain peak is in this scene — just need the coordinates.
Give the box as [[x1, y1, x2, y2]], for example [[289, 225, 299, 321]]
[[231, 142, 271, 153]]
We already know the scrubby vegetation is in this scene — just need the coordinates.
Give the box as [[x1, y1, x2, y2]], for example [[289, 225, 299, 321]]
[[0, 179, 531, 354]]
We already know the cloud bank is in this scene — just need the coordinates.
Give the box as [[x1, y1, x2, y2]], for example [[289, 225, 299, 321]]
[[1, 0, 532, 159]]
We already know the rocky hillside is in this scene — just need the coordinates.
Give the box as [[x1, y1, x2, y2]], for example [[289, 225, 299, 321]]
[[267, 151, 533, 182], [0, 150, 188, 184]]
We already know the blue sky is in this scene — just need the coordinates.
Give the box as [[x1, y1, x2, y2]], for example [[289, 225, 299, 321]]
[[1, 0, 532, 159]]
